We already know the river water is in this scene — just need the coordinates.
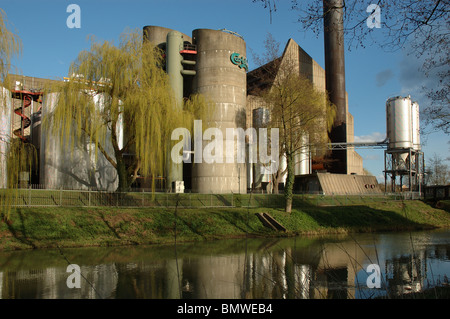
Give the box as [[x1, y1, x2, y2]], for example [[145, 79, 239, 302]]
[[0, 229, 448, 299]]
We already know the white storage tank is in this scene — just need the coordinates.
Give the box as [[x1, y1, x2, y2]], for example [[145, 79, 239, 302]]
[[386, 96, 413, 150], [0, 87, 12, 188], [40, 92, 122, 191], [295, 133, 311, 176], [411, 101, 421, 151]]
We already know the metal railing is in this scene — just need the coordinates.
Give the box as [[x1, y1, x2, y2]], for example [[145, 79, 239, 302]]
[[0, 187, 419, 209]]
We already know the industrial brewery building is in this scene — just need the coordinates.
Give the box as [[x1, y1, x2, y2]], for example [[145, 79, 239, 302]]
[[1, 26, 380, 195]]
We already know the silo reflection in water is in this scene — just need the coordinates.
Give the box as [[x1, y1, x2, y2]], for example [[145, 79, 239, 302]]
[[0, 230, 449, 299]]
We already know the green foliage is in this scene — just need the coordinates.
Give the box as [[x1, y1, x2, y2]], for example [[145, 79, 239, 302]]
[[5, 139, 37, 184], [0, 8, 21, 84], [0, 9, 34, 218]]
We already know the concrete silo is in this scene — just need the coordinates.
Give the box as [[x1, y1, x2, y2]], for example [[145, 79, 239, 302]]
[[143, 26, 196, 192], [191, 29, 247, 193]]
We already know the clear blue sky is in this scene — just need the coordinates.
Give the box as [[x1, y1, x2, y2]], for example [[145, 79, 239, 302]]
[[2, 0, 448, 182]]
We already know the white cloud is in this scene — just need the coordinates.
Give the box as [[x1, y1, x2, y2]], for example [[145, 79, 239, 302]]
[[363, 154, 380, 161], [354, 132, 386, 143]]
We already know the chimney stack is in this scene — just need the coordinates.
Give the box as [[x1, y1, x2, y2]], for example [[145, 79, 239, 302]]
[[323, 0, 347, 174]]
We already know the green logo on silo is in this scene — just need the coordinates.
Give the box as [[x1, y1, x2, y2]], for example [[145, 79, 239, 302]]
[[230, 53, 248, 71]]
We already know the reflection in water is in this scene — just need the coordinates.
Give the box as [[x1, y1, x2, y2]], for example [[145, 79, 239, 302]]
[[386, 254, 424, 296], [0, 229, 449, 299], [382, 237, 450, 297]]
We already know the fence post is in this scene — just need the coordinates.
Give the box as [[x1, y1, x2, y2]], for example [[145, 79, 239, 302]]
[[88, 188, 91, 207], [60, 187, 62, 206], [29, 185, 31, 206], [231, 192, 234, 207]]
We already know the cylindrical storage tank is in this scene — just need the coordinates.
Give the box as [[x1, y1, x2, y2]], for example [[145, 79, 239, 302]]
[[92, 92, 124, 189], [41, 92, 80, 190], [0, 87, 12, 188], [252, 108, 271, 187], [411, 101, 421, 151], [40, 92, 121, 191], [191, 29, 247, 193], [386, 96, 413, 150], [253, 107, 270, 129], [295, 133, 311, 175]]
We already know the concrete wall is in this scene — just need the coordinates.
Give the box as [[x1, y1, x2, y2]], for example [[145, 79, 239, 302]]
[[346, 93, 364, 175], [191, 29, 247, 193], [283, 39, 328, 160]]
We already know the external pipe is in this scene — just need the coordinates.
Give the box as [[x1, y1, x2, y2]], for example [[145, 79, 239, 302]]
[[166, 31, 185, 188]]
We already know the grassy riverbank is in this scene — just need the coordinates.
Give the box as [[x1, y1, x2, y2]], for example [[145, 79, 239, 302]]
[[1, 198, 449, 251]]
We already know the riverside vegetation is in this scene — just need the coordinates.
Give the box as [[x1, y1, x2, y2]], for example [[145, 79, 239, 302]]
[[0, 194, 449, 251]]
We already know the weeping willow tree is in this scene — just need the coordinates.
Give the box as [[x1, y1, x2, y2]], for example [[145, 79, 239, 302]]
[[0, 9, 37, 215], [0, 8, 22, 177], [44, 29, 208, 192], [0, 9, 21, 83]]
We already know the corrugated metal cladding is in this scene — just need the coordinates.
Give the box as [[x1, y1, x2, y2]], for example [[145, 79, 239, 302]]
[[317, 173, 381, 195], [295, 173, 381, 195]]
